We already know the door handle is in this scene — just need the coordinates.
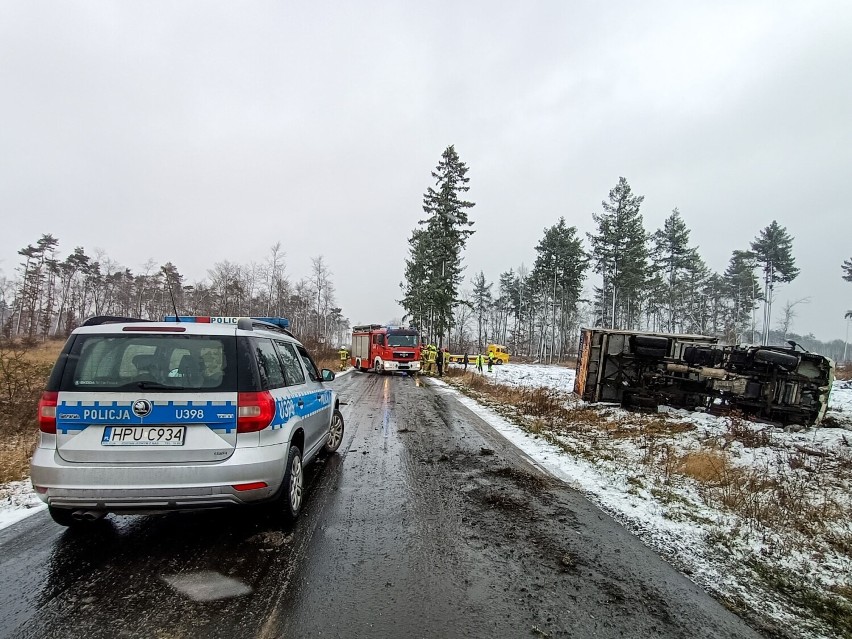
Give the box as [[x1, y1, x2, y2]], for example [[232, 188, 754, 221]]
[[297, 400, 304, 408]]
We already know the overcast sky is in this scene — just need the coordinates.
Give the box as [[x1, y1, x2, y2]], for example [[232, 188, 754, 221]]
[[1, 1, 850, 341]]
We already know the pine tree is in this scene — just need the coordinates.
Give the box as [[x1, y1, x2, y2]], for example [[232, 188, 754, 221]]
[[679, 254, 709, 334], [702, 272, 728, 336], [496, 269, 517, 345], [532, 218, 588, 359], [649, 208, 698, 332], [161, 262, 184, 317], [842, 258, 852, 283], [750, 221, 799, 344], [401, 145, 475, 345], [723, 250, 761, 342], [401, 228, 433, 334], [471, 271, 492, 351], [588, 177, 648, 329], [14, 234, 59, 339]]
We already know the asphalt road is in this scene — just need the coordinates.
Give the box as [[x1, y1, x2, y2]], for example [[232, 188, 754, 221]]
[[0, 371, 763, 639]]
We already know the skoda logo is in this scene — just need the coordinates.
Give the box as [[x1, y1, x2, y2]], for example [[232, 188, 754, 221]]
[[132, 399, 153, 418]]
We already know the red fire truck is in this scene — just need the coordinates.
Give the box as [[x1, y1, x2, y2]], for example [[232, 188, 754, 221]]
[[351, 324, 421, 374]]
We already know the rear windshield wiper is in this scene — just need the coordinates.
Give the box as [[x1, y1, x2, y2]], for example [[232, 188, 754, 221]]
[[137, 381, 186, 391]]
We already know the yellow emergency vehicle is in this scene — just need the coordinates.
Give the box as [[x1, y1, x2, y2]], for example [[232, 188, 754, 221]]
[[486, 344, 509, 364], [447, 344, 509, 364]]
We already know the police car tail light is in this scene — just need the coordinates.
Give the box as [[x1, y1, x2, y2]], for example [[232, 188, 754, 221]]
[[232, 481, 268, 491], [38, 391, 58, 434], [237, 391, 275, 433]]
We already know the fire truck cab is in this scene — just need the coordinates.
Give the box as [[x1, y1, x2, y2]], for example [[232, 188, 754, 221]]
[[351, 325, 421, 374]]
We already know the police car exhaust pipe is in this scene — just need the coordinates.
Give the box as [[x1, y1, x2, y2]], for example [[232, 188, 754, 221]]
[[71, 510, 102, 522]]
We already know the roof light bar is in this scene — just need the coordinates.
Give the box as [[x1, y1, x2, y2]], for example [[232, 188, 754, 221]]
[[164, 316, 290, 328]]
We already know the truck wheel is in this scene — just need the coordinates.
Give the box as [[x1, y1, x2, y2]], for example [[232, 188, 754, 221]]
[[324, 409, 345, 454], [634, 346, 667, 358], [634, 335, 670, 351], [754, 349, 799, 370], [375, 360, 383, 375]]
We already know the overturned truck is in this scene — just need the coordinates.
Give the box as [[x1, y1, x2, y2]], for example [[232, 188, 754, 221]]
[[573, 328, 834, 427]]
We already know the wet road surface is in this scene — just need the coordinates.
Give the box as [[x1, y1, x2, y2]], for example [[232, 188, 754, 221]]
[[0, 372, 763, 638]]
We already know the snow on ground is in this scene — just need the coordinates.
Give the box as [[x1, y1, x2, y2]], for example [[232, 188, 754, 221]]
[[484, 362, 577, 393], [0, 479, 45, 531], [827, 379, 852, 426], [434, 365, 852, 639]]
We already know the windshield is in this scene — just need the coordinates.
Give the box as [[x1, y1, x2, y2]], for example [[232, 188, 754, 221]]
[[387, 333, 418, 347], [60, 334, 238, 392]]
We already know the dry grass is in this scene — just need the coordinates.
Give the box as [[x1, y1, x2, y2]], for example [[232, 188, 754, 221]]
[[0, 339, 60, 482], [444, 369, 852, 541], [21, 339, 65, 365], [0, 434, 38, 483], [316, 356, 343, 372], [0, 340, 55, 429], [677, 449, 735, 483]]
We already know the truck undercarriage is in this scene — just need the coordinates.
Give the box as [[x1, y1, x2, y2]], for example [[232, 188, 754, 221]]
[[574, 329, 834, 427]]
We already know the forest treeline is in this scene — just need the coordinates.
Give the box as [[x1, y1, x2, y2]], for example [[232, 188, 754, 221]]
[[0, 238, 349, 348], [4, 147, 850, 364], [402, 147, 849, 362]]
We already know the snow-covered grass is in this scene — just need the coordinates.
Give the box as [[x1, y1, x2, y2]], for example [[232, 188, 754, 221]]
[[485, 362, 577, 393], [438, 365, 852, 639], [0, 479, 45, 531], [826, 380, 852, 428]]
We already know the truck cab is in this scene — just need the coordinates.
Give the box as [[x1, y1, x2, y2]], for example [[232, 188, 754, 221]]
[[487, 344, 509, 364], [351, 325, 421, 374]]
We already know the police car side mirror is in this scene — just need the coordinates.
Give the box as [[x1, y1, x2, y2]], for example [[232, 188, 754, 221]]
[[321, 369, 336, 382]]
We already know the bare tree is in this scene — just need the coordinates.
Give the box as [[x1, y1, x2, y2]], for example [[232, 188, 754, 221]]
[[776, 297, 810, 341]]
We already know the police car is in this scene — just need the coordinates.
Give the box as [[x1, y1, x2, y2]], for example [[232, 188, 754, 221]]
[[30, 315, 344, 527]]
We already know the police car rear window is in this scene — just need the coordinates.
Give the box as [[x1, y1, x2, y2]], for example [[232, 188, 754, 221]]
[[60, 335, 238, 392]]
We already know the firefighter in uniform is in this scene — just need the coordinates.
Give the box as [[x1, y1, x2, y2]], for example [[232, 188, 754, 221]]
[[338, 347, 349, 371], [426, 344, 437, 374]]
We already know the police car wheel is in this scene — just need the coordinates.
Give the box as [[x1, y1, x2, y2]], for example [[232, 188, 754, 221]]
[[281, 445, 304, 520], [324, 409, 345, 454]]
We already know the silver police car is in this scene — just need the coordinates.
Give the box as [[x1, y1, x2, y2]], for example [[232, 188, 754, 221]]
[[30, 316, 344, 526]]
